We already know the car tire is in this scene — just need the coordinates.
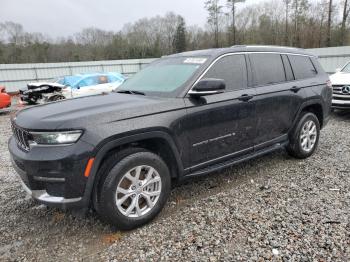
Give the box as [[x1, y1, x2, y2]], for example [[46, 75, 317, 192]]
[[94, 148, 171, 230], [49, 95, 65, 102], [286, 112, 320, 159]]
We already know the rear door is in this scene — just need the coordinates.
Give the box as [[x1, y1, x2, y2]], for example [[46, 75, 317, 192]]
[[183, 54, 257, 170], [249, 53, 304, 149]]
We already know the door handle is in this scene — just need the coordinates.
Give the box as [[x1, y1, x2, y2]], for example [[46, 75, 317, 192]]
[[290, 86, 302, 93], [238, 94, 254, 102]]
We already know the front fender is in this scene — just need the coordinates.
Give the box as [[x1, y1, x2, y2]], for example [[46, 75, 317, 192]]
[[81, 130, 184, 207]]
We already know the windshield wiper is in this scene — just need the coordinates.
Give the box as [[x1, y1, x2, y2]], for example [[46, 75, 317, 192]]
[[116, 90, 145, 96]]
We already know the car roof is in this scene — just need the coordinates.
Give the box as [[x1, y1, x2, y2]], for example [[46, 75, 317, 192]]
[[166, 45, 315, 58]]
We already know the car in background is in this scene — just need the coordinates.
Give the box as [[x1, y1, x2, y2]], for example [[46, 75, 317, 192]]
[[20, 72, 125, 104], [0, 86, 11, 110], [330, 61, 350, 109]]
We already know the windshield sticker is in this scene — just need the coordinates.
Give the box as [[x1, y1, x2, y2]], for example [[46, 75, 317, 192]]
[[184, 58, 207, 64]]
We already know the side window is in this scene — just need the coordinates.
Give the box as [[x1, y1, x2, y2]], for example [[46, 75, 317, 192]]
[[78, 76, 99, 88], [98, 75, 108, 84], [250, 53, 286, 86], [288, 55, 317, 80], [203, 54, 247, 91]]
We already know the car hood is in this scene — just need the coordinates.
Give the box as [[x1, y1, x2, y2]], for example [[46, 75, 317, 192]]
[[14, 92, 184, 130], [329, 72, 350, 85]]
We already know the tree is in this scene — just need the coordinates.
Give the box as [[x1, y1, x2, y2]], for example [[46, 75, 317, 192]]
[[341, 0, 350, 45], [227, 0, 245, 45], [0, 0, 348, 64], [205, 0, 224, 47], [173, 16, 187, 53], [326, 0, 333, 46], [1, 21, 24, 45], [283, 0, 292, 45], [292, 0, 310, 47]]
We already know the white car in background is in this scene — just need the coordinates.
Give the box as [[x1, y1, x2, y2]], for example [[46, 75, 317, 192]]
[[21, 72, 126, 104], [330, 62, 350, 110], [61, 73, 126, 99]]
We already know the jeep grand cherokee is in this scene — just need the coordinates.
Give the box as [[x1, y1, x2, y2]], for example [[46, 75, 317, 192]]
[[9, 46, 332, 230]]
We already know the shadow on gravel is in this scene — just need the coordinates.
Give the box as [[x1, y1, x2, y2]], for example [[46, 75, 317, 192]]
[[331, 109, 350, 121], [164, 149, 288, 217]]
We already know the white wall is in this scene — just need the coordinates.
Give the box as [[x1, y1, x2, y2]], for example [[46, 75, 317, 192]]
[[1, 46, 350, 92]]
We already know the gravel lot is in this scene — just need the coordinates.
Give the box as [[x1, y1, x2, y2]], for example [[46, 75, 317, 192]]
[[0, 110, 349, 261]]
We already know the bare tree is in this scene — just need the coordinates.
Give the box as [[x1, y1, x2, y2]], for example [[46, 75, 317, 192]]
[[205, 0, 224, 47], [0, 0, 348, 64], [326, 0, 333, 46], [283, 0, 291, 45], [341, 0, 350, 45], [227, 0, 245, 45], [1, 21, 24, 45]]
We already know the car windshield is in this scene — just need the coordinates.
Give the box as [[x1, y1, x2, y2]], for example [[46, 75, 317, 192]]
[[341, 62, 350, 73], [118, 57, 207, 96]]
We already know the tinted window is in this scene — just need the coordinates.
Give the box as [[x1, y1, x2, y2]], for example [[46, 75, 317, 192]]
[[203, 54, 247, 91], [250, 54, 286, 86], [288, 55, 317, 79]]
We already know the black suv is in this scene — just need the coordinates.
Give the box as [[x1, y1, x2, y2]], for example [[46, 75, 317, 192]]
[[9, 46, 332, 229]]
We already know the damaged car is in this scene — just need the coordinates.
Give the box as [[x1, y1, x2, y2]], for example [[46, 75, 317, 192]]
[[20, 72, 125, 104]]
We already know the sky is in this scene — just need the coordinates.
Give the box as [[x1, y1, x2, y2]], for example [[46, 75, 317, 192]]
[[0, 0, 264, 38]]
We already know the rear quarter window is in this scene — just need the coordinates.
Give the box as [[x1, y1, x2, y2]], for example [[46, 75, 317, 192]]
[[288, 55, 317, 80], [250, 54, 286, 86]]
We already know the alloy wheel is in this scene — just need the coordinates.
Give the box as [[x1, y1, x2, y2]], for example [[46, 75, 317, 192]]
[[115, 165, 162, 218], [299, 120, 317, 152]]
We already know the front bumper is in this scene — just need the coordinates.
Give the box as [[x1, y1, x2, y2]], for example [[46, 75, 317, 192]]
[[332, 98, 350, 109], [11, 157, 83, 205], [9, 136, 94, 209]]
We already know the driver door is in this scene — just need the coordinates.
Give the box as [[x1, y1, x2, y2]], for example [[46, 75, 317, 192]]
[[183, 54, 257, 171]]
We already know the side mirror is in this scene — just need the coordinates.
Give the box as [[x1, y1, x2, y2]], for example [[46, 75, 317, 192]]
[[189, 78, 226, 97], [335, 68, 341, 73]]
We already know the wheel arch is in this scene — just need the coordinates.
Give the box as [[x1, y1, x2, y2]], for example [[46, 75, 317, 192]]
[[293, 100, 325, 130], [82, 131, 184, 206]]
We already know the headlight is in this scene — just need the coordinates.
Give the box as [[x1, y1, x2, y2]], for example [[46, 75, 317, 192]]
[[30, 130, 83, 145]]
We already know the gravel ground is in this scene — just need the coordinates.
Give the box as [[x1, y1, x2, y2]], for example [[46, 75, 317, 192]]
[[0, 110, 349, 261]]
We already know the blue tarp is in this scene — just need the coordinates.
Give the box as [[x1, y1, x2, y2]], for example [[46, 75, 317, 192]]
[[57, 72, 125, 89]]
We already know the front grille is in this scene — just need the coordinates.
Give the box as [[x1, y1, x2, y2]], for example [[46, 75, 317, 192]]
[[333, 85, 350, 96], [11, 122, 31, 152]]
